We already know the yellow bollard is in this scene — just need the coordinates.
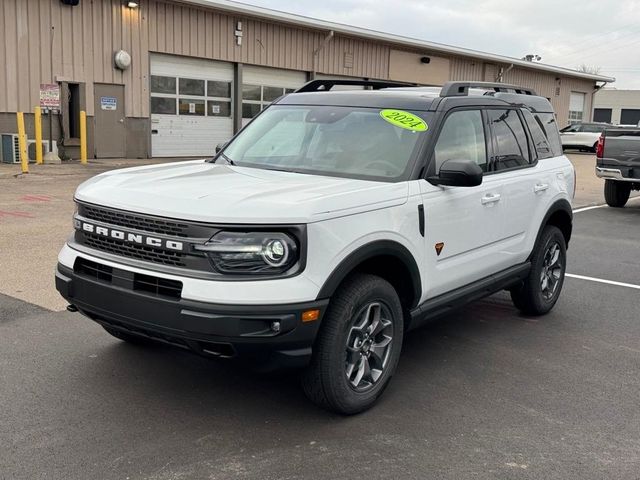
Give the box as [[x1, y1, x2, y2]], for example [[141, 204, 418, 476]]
[[34, 106, 43, 164], [80, 110, 87, 164], [16, 112, 28, 174]]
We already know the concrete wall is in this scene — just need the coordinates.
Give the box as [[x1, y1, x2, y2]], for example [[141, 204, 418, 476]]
[[0, 112, 93, 161], [593, 89, 640, 125]]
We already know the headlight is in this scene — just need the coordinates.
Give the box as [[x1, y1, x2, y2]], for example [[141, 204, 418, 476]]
[[195, 231, 299, 275]]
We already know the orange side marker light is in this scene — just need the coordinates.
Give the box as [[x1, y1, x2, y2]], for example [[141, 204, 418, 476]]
[[302, 309, 320, 322]]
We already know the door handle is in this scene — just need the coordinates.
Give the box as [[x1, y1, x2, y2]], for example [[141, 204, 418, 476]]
[[118, 118, 125, 123], [481, 193, 501, 205], [534, 183, 549, 193]]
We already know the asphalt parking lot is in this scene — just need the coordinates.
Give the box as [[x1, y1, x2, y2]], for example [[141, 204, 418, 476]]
[[1, 155, 640, 479]]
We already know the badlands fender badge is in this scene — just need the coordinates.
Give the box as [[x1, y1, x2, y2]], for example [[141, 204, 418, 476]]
[[435, 242, 444, 256]]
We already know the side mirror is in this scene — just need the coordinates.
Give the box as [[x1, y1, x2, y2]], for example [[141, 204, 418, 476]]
[[427, 159, 483, 187], [215, 142, 226, 154]]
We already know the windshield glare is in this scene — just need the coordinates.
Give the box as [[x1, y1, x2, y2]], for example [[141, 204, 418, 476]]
[[221, 105, 428, 180]]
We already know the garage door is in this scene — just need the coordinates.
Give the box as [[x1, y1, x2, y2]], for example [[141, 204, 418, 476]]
[[620, 109, 640, 126], [150, 54, 234, 157], [241, 66, 306, 127], [593, 108, 612, 123]]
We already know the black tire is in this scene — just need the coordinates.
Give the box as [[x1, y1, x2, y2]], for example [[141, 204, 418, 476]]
[[301, 274, 404, 415], [604, 180, 630, 208], [510, 225, 566, 316], [103, 326, 152, 345]]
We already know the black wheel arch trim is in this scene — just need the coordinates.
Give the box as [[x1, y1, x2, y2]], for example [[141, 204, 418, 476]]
[[533, 198, 573, 251], [315, 240, 422, 309]]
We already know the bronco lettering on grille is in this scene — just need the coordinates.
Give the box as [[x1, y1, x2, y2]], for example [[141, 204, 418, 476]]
[[76, 220, 184, 252]]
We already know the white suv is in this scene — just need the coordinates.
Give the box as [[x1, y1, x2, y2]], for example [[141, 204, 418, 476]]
[[56, 81, 575, 414]]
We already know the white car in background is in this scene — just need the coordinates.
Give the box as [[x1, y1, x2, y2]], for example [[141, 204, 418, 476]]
[[560, 122, 609, 152]]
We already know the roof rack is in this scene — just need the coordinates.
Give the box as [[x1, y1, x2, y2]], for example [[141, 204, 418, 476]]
[[295, 79, 418, 92], [440, 81, 537, 97]]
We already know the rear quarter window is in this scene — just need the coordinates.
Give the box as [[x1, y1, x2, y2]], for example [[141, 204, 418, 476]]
[[534, 113, 563, 157], [522, 110, 553, 160]]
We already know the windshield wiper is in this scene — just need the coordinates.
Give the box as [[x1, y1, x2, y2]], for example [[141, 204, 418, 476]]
[[212, 152, 235, 166]]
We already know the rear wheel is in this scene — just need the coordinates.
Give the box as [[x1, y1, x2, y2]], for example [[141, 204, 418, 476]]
[[604, 180, 630, 208], [302, 274, 404, 415], [511, 225, 566, 316]]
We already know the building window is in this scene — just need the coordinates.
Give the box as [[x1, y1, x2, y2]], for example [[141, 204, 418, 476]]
[[150, 75, 232, 117], [178, 98, 205, 116], [151, 76, 176, 94], [568, 91, 585, 125], [242, 85, 292, 119], [179, 78, 205, 96], [151, 97, 176, 115]]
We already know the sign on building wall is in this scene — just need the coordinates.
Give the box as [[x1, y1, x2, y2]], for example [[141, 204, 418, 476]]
[[39, 84, 60, 111], [100, 96, 117, 110]]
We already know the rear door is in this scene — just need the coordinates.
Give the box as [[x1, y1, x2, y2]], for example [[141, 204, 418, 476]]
[[486, 108, 550, 259], [420, 108, 507, 298]]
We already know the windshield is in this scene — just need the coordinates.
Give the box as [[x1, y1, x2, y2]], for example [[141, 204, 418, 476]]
[[219, 105, 429, 181]]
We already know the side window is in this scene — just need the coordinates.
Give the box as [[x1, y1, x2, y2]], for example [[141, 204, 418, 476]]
[[522, 110, 552, 160], [536, 113, 563, 157], [433, 110, 487, 172], [487, 109, 530, 170]]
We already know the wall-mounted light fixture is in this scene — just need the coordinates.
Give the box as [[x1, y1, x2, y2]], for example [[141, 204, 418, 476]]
[[126, 1, 139, 8]]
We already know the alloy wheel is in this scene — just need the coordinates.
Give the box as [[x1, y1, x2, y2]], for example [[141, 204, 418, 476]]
[[540, 242, 563, 300], [345, 302, 394, 392]]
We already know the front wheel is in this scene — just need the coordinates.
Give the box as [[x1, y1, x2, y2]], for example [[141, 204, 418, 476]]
[[511, 225, 566, 316], [604, 180, 631, 208], [302, 274, 404, 415]]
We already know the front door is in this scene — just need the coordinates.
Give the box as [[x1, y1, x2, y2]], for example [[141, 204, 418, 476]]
[[420, 108, 507, 299], [94, 84, 126, 158]]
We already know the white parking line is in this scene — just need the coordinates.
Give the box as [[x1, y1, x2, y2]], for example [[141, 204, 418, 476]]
[[572, 205, 605, 213], [573, 195, 640, 213], [566, 273, 640, 290]]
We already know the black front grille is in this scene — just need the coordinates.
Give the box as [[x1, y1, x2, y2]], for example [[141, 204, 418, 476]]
[[133, 272, 182, 299], [75, 257, 113, 282], [81, 204, 190, 237], [83, 233, 187, 267]]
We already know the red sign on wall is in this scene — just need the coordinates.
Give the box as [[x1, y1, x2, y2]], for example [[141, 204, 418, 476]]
[[39, 84, 61, 110]]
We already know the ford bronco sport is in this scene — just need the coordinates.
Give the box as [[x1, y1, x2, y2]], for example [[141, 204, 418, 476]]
[[56, 80, 574, 414]]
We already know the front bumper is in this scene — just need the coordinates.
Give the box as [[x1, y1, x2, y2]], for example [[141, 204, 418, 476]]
[[55, 263, 328, 370]]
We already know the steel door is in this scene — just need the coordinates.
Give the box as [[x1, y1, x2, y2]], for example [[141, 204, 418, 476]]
[[94, 84, 126, 158]]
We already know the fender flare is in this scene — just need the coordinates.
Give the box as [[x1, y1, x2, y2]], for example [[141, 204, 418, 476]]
[[315, 240, 422, 308], [533, 198, 573, 250]]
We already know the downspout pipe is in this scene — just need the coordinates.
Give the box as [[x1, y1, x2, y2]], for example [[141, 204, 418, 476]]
[[311, 30, 334, 80], [495, 63, 514, 83]]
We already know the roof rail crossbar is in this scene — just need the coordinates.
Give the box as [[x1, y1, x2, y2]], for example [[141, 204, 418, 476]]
[[295, 79, 417, 92], [440, 81, 537, 97]]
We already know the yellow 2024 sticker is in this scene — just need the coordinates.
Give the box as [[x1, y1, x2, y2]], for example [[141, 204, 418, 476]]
[[379, 109, 428, 131]]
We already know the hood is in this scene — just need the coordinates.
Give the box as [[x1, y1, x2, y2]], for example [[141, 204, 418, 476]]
[[75, 160, 409, 224]]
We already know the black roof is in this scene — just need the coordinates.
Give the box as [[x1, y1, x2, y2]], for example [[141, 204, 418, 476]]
[[276, 80, 556, 114]]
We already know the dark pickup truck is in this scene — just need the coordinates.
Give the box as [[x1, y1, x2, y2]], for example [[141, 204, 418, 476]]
[[596, 127, 640, 207]]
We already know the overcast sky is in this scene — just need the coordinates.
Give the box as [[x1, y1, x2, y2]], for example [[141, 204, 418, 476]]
[[232, 0, 640, 88]]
